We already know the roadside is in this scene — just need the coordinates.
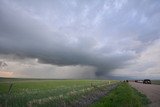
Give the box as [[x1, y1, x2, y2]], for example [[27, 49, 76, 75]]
[[91, 82, 149, 107], [129, 82, 160, 107]]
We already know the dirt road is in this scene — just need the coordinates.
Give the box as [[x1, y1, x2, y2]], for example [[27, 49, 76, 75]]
[[129, 82, 160, 107]]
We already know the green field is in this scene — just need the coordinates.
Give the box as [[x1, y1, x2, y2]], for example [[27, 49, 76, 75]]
[[0, 78, 118, 107], [0, 78, 152, 107]]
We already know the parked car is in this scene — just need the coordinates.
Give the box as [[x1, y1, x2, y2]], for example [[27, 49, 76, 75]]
[[143, 79, 151, 84], [135, 80, 143, 83]]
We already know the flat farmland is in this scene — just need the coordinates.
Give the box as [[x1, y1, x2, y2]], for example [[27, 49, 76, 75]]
[[0, 78, 118, 107]]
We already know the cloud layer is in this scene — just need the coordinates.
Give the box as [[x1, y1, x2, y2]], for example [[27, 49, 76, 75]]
[[0, 0, 160, 79]]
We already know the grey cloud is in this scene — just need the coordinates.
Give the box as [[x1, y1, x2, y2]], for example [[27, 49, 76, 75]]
[[0, 61, 7, 70], [0, 0, 160, 78]]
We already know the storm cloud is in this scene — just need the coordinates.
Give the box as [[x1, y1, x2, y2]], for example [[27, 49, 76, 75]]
[[0, 0, 160, 79]]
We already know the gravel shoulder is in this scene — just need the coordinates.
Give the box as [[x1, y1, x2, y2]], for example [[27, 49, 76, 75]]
[[129, 82, 160, 107]]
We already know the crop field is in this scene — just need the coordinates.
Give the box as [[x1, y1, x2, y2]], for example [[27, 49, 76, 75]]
[[0, 78, 118, 107]]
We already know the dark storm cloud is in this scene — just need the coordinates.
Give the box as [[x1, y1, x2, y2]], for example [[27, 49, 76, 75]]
[[0, 0, 160, 77]]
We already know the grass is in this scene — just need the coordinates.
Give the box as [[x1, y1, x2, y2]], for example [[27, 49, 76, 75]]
[[91, 82, 150, 107], [0, 79, 118, 107]]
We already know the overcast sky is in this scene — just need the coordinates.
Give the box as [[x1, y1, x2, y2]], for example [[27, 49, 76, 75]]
[[0, 0, 160, 79]]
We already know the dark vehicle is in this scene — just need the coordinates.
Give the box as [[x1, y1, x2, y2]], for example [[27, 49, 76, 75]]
[[143, 79, 151, 84]]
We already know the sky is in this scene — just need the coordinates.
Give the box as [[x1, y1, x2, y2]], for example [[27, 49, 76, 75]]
[[0, 0, 160, 79]]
